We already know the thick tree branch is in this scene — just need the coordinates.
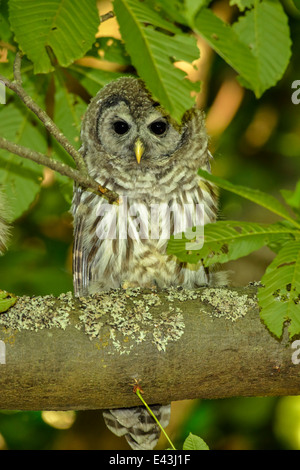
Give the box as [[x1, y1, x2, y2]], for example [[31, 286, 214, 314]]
[[0, 286, 299, 411]]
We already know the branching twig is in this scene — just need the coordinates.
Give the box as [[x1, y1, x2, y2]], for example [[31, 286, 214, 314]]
[[0, 137, 119, 203], [0, 137, 91, 190], [0, 51, 119, 204], [0, 53, 87, 174]]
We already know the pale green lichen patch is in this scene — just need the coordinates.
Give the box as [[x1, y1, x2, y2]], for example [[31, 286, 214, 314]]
[[200, 288, 256, 322], [0, 288, 186, 355], [165, 286, 200, 302], [0, 292, 74, 331], [152, 306, 185, 352], [75, 288, 185, 354], [0, 286, 255, 355]]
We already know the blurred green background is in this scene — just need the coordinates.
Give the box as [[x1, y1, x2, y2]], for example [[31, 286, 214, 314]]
[[0, 0, 300, 450]]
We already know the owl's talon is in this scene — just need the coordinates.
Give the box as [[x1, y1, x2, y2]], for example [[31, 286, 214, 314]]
[[122, 281, 157, 290]]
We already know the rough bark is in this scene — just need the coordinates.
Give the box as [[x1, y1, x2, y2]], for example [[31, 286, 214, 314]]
[[0, 286, 299, 411]]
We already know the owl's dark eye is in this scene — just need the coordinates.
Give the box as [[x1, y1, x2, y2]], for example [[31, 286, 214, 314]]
[[149, 120, 167, 136], [113, 120, 130, 135]]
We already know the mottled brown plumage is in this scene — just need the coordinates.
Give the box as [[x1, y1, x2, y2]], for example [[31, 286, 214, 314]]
[[72, 77, 221, 449]]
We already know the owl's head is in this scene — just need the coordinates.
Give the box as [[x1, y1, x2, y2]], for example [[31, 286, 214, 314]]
[[81, 77, 207, 178]]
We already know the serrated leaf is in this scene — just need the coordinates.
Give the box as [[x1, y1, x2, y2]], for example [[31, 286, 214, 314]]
[[49, 72, 87, 200], [194, 2, 291, 97], [0, 51, 14, 90], [0, 0, 12, 42], [167, 221, 297, 266], [69, 65, 125, 97], [183, 433, 209, 450], [114, 0, 200, 122], [232, 1, 291, 97], [184, 0, 212, 23], [197, 169, 297, 225], [9, 0, 99, 74], [258, 241, 300, 339], [292, 0, 300, 11], [51, 73, 87, 158], [193, 8, 257, 91], [88, 37, 131, 65], [280, 181, 300, 215]]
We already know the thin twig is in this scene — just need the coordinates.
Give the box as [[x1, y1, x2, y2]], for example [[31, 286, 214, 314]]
[[100, 11, 115, 22], [0, 137, 94, 190], [135, 388, 176, 450], [0, 52, 119, 204], [0, 137, 119, 204], [13, 51, 23, 85]]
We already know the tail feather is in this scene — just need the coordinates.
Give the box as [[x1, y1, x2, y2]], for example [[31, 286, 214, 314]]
[[103, 404, 171, 450]]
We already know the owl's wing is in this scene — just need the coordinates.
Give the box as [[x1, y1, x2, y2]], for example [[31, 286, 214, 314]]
[[72, 184, 89, 296]]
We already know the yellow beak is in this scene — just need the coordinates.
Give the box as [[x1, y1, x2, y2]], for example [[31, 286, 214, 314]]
[[134, 138, 144, 164]]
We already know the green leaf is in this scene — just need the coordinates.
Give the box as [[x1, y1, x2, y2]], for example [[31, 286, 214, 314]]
[[266, 222, 299, 254], [9, 0, 99, 74], [0, 0, 12, 42], [0, 290, 17, 313], [229, 0, 254, 11], [52, 72, 87, 157], [193, 8, 257, 91], [197, 169, 298, 227], [280, 181, 300, 215], [167, 221, 297, 266], [0, 78, 49, 221], [49, 72, 87, 200], [69, 65, 125, 97], [184, 0, 212, 23], [88, 37, 131, 65], [292, 0, 300, 11], [183, 433, 209, 450], [144, 0, 188, 26], [114, 0, 200, 122], [258, 241, 300, 338], [232, 0, 292, 96], [193, 1, 291, 97], [0, 52, 14, 92]]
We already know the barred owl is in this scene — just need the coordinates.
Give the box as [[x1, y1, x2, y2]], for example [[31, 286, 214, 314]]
[[72, 77, 221, 450]]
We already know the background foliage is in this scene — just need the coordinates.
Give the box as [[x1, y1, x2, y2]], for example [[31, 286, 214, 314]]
[[0, 0, 299, 450]]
